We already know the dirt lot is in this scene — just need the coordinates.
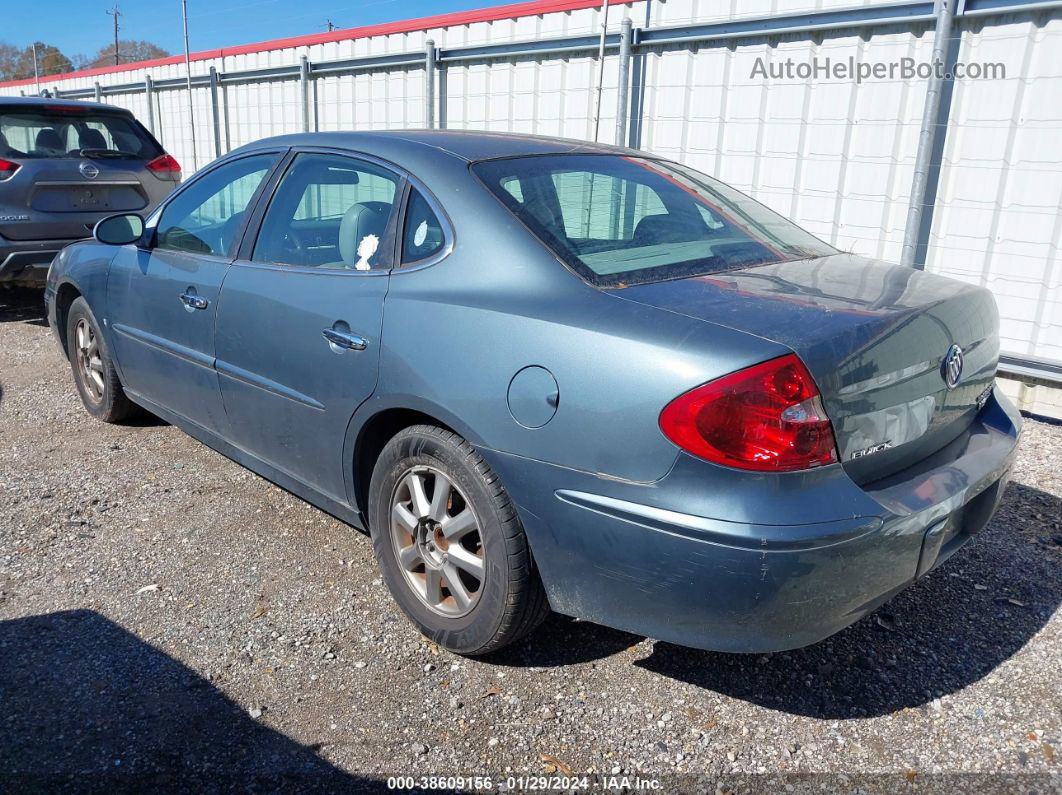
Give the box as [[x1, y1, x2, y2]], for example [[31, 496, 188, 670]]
[[0, 288, 1059, 792]]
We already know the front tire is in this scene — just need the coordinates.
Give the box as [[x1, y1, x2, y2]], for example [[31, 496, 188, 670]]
[[66, 297, 138, 423], [368, 425, 549, 655]]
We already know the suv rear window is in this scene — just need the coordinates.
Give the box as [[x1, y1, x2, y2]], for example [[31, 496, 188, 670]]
[[472, 154, 836, 287], [0, 107, 161, 161]]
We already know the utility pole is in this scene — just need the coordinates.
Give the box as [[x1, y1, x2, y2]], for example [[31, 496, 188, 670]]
[[32, 43, 40, 95], [181, 0, 198, 171], [591, 0, 610, 142], [107, 4, 122, 65]]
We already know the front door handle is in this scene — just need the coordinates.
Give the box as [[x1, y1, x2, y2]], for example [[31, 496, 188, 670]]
[[322, 328, 368, 351], [179, 292, 209, 310]]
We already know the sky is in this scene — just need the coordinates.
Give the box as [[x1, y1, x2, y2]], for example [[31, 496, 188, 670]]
[[7, 0, 488, 62]]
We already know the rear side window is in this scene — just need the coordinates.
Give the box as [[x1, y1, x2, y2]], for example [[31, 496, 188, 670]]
[[401, 190, 446, 264], [155, 154, 276, 257], [0, 107, 161, 160]]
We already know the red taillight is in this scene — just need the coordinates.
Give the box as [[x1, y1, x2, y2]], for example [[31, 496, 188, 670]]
[[146, 153, 181, 179], [0, 157, 20, 180], [659, 354, 838, 472]]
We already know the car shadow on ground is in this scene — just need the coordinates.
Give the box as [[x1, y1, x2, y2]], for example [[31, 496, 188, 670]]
[[0, 288, 48, 326], [0, 609, 379, 790], [503, 483, 1062, 720]]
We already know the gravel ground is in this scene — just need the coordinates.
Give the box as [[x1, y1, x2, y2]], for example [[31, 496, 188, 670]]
[[0, 288, 1059, 793]]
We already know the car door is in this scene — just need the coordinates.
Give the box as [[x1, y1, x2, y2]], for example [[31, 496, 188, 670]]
[[107, 152, 282, 433], [213, 150, 404, 501]]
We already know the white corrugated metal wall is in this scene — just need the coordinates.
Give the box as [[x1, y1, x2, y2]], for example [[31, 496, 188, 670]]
[[3, 0, 1060, 414]]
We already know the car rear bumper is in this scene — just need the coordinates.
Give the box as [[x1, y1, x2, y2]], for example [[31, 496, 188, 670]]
[[480, 387, 1022, 653], [0, 237, 79, 286]]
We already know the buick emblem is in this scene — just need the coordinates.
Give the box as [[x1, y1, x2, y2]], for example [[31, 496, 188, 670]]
[[79, 161, 100, 179], [942, 344, 964, 389]]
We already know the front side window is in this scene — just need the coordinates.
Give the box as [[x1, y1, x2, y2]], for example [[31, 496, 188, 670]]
[[155, 154, 276, 257], [253, 153, 401, 270], [401, 189, 446, 265], [0, 108, 161, 160], [472, 155, 836, 287]]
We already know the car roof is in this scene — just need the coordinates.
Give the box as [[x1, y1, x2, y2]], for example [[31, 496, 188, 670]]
[[0, 95, 133, 115], [234, 129, 635, 164]]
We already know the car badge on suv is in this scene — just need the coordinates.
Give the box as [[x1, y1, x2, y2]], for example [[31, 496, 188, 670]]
[[79, 162, 100, 179], [942, 344, 964, 389]]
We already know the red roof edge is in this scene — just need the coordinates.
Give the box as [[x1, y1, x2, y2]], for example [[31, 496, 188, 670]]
[[0, 0, 629, 89]]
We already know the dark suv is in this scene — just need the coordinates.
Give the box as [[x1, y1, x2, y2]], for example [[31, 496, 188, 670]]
[[0, 96, 179, 288]]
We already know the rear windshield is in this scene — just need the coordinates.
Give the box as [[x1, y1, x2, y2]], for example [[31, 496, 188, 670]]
[[0, 107, 161, 161], [472, 154, 836, 286]]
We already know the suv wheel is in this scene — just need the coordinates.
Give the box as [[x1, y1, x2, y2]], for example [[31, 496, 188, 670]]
[[368, 425, 549, 655]]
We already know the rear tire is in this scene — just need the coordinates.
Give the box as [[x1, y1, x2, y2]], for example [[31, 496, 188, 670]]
[[66, 297, 138, 423], [368, 424, 549, 655]]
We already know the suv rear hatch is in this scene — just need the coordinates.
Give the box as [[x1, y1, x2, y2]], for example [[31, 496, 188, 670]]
[[0, 104, 168, 241], [611, 253, 1000, 484]]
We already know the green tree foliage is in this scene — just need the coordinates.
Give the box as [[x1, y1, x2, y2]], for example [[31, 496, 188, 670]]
[[15, 42, 73, 80], [87, 40, 170, 69]]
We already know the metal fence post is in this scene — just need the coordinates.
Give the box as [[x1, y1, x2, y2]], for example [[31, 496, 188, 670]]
[[900, 0, 956, 269], [615, 18, 633, 147], [424, 40, 436, 129], [94, 82, 102, 102], [299, 55, 311, 132], [144, 76, 155, 135], [209, 66, 222, 158]]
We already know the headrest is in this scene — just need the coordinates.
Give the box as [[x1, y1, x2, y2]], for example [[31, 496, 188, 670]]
[[35, 128, 64, 152], [633, 213, 701, 247], [339, 201, 390, 267], [78, 128, 108, 150]]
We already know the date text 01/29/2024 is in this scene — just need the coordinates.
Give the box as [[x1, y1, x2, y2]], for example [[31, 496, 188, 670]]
[[386, 774, 664, 791]]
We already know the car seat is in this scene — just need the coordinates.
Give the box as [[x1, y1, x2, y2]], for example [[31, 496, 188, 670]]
[[339, 201, 391, 268]]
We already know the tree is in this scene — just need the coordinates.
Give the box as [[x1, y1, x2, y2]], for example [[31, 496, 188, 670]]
[[87, 40, 169, 69], [0, 42, 19, 82], [11, 42, 73, 80]]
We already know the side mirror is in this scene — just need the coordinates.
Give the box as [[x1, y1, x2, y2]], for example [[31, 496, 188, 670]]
[[93, 213, 144, 246]]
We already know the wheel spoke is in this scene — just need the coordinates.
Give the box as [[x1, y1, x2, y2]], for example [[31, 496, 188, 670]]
[[444, 564, 473, 610], [428, 473, 452, 522], [441, 508, 476, 541], [392, 502, 418, 533], [397, 543, 421, 571], [423, 568, 443, 606], [88, 358, 104, 373], [407, 472, 431, 519], [89, 370, 105, 393], [447, 545, 483, 579], [76, 323, 87, 351], [86, 337, 98, 358]]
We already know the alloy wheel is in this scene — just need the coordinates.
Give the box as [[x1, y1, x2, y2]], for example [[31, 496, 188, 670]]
[[75, 318, 105, 403], [389, 465, 485, 618]]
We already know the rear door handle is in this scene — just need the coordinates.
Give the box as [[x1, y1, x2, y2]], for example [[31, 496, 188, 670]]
[[322, 328, 368, 351], [179, 292, 209, 310]]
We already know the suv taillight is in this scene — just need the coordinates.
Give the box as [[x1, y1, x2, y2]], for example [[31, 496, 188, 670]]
[[0, 157, 20, 181], [659, 354, 838, 472], [146, 153, 181, 180]]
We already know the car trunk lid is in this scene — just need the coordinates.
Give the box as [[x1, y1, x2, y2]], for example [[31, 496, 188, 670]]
[[610, 253, 999, 484]]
